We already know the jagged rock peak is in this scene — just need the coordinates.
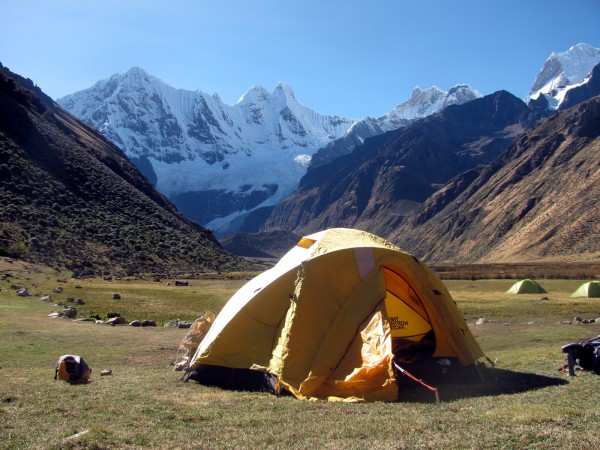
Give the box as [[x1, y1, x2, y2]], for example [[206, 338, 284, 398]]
[[236, 82, 297, 105]]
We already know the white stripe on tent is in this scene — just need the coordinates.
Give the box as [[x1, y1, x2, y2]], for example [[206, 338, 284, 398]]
[[354, 247, 375, 280]]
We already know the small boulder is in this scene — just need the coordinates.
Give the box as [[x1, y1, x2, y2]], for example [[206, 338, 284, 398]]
[[52, 287, 63, 293], [60, 307, 77, 319], [67, 297, 76, 303], [574, 316, 583, 323], [106, 316, 127, 326], [112, 293, 121, 300], [16, 287, 31, 297], [40, 295, 52, 302], [178, 322, 192, 329], [129, 320, 142, 327], [74, 298, 85, 305], [100, 369, 112, 376], [141, 320, 157, 327], [475, 318, 487, 325]]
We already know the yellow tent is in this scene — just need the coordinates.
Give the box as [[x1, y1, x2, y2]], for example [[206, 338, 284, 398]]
[[184, 228, 486, 401]]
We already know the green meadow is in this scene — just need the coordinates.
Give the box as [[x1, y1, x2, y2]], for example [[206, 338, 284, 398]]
[[1, 261, 599, 449]]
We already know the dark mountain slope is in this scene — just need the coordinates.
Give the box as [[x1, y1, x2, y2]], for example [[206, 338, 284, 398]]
[[262, 91, 535, 237], [391, 96, 600, 263], [0, 63, 243, 276]]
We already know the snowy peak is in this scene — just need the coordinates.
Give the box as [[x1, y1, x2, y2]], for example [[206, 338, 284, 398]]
[[237, 85, 271, 105], [379, 84, 481, 130], [445, 84, 482, 108], [237, 82, 296, 106], [308, 84, 482, 169], [528, 43, 600, 108]]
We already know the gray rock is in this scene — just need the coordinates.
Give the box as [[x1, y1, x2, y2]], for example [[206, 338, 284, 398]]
[[60, 307, 77, 319], [574, 316, 583, 323], [100, 369, 112, 376], [106, 316, 126, 326], [141, 320, 157, 327], [40, 295, 52, 302], [16, 287, 31, 297], [52, 287, 63, 293], [74, 318, 94, 322], [129, 320, 142, 327], [74, 298, 85, 305]]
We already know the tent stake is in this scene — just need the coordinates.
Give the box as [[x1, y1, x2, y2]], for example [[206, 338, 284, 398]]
[[394, 361, 440, 403]]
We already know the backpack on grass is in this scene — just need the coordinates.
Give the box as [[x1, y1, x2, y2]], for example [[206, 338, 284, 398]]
[[54, 355, 92, 384], [561, 336, 600, 375]]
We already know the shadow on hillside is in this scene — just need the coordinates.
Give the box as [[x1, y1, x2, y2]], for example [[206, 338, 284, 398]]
[[396, 367, 569, 403]]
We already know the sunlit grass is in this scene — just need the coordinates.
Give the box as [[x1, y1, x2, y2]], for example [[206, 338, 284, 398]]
[[1, 265, 600, 449]]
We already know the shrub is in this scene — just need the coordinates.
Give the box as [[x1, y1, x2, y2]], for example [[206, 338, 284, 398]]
[[7, 241, 28, 258]]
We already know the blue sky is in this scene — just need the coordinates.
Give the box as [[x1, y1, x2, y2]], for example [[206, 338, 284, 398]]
[[1, 0, 599, 118]]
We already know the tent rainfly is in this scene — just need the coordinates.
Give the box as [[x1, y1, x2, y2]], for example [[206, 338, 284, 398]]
[[571, 281, 600, 298], [506, 279, 547, 294], [178, 228, 488, 402]]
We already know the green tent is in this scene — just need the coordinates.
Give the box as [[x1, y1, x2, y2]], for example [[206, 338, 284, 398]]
[[571, 281, 600, 298], [506, 279, 547, 294]]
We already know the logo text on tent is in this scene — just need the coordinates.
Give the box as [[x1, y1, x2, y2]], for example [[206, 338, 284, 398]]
[[389, 317, 409, 330]]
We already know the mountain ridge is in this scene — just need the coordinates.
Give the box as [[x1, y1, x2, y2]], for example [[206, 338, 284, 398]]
[[391, 95, 600, 263], [261, 90, 536, 237]]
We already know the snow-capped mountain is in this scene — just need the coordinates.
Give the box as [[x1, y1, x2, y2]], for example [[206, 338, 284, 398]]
[[58, 69, 481, 235], [57, 68, 355, 235], [528, 43, 600, 109], [309, 85, 481, 168]]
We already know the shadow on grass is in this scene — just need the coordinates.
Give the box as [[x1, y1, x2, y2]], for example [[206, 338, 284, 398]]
[[396, 367, 569, 403]]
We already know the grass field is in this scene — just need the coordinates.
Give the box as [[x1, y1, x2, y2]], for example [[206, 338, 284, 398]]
[[1, 259, 600, 449]]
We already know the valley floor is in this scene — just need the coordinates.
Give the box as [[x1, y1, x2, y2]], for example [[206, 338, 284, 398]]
[[1, 262, 600, 448]]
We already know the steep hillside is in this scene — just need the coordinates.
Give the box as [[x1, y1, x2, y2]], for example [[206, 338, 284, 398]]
[[262, 91, 537, 237], [0, 63, 244, 276], [391, 96, 600, 263]]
